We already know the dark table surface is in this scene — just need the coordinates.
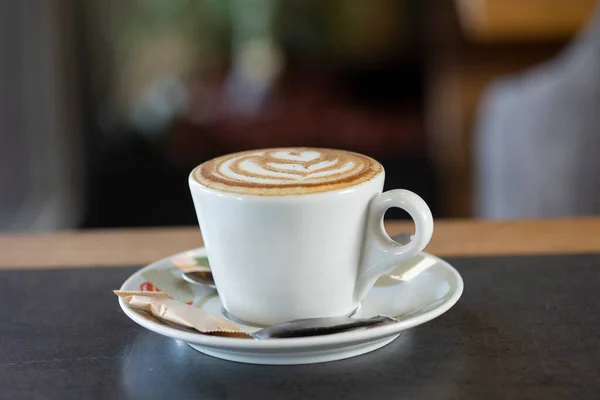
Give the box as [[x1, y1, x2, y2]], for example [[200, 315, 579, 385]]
[[2, 254, 600, 400]]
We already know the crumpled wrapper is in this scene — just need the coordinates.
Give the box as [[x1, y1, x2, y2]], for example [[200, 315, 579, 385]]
[[115, 290, 252, 338]]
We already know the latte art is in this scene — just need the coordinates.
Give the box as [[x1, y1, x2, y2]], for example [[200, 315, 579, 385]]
[[192, 148, 382, 195]]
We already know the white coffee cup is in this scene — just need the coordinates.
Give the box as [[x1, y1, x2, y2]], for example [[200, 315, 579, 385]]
[[189, 148, 433, 326]]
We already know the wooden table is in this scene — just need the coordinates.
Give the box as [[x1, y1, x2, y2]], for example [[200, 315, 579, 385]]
[[1, 217, 599, 269], [3, 218, 600, 399]]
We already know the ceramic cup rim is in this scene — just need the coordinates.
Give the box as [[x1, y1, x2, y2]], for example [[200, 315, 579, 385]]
[[189, 166, 385, 200], [188, 148, 386, 200]]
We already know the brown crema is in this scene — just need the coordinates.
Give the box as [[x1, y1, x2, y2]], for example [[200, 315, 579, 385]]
[[191, 147, 383, 196]]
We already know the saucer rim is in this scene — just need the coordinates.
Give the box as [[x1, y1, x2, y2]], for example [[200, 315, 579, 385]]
[[118, 247, 463, 351]]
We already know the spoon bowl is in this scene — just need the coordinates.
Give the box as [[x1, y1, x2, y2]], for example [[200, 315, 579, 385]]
[[181, 270, 216, 289]]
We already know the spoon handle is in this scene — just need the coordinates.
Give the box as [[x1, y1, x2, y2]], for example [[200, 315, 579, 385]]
[[252, 315, 398, 339]]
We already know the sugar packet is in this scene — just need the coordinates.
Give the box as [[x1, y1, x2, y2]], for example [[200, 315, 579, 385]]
[[115, 290, 251, 338]]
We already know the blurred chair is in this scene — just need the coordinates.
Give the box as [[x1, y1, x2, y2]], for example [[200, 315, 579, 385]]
[[0, 1, 83, 232], [474, 4, 600, 219]]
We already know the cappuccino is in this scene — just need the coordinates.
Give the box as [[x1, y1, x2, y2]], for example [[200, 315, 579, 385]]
[[191, 148, 382, 196]]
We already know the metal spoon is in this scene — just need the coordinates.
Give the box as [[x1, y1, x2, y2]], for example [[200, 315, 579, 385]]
[[160, 313, 398, 339], [181, 232, 413, 288], [252, 314, 398, 339]]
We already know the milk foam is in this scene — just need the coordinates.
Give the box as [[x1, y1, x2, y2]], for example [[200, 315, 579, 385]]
[[192, 148, 382, 196]]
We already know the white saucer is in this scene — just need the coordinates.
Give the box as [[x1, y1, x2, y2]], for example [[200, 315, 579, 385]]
[[118, 248, 463, 365]]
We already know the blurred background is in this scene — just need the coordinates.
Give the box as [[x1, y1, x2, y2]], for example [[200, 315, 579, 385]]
[[1, 0, 599, 232]]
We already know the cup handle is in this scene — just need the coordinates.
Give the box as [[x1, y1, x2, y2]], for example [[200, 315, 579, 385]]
[[354, 189, 434, 301]]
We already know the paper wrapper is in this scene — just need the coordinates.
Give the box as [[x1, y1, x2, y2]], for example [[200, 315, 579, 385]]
[[140, 269, 195, 303], [115, 290, 252, 338], [171, 253, 212, 274]]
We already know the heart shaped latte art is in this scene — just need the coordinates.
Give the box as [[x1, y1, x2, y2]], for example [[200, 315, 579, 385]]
[[193, 148, 382, 195], [271, 150, 321, 162]]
